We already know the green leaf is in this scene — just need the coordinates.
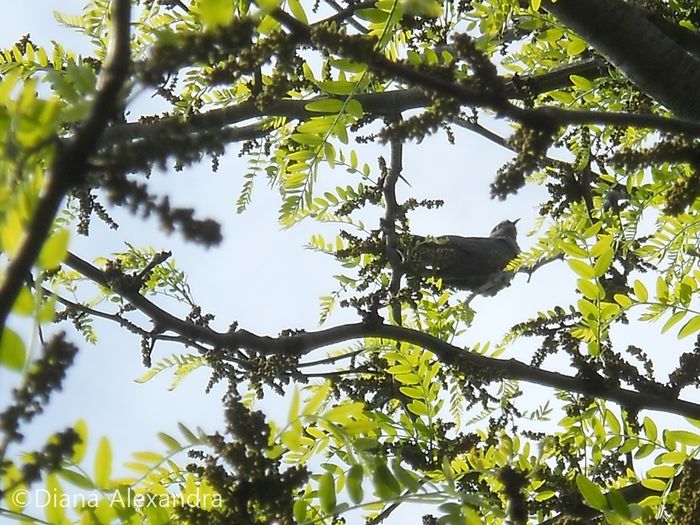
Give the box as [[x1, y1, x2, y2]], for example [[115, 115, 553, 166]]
[[605, 409, 620, 434], [178, 422, 200, 444], [401, 0, 443, 17], [347, 464, 364, 504], [656, 277, 669, 301], [606, 489, 630, 520], [303, 381, 331, 415], [577, 279, 601, 300], [57, 468, 95, 489], [1, 209, 24, 257], [568, 259, 595, 279], [291, 133, 323, 146], [578, 298, 598, 320], [613, 294, 632, 309], [293, 499, 308, 524], [318, 80, 356, 96], [325, 402, 364, 422], [662, 310, 686, 334], [593, 246, 613, 277], [530, 0, 541, 10], [665, 430, 700, 446], [392, 459, 420, 491], [407, 400, 429, 416], [576, 474, 607, 510], [198, 0, 234, 28], [72, 419, 88, 463], [635, 443, 655, 459], [288, 0, 308, 23], [0, 327, 26, 371], [567, 39, 588, 56], [324, 142, 336, 168], [355, 8, 389, 23], [559, 241, 587, 258], [633, 280, 648, 302], [646, 466, 676, 479], [677, 314, 700, 339], [462, 505, 484, 525], [12, 287, 35, 316], [38, 228, 69, 269], [305, 99, 344, 113], [157, 432, 181, 451], [45, 474, 66, 524], [583, 221, 603, 238], [94, 436, 112, 489], [288, 387, 300, 421], [297, 117, 333, 134], [346, 99, 363, 118], [643, 416, 658, 442], [318, 472, 336, 513], [373, 461, 401, 499], [619, 437, 638, 454], [641, 478, 666, 491], [570, 74, 593, 90]]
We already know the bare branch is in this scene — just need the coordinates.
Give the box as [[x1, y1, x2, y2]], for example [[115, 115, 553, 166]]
[[64, 252, 700, 420], [382, 117, 405, 325], [273, 11, 700, 136], [103, 57, 607, 148], [0, 0, 132, 332]]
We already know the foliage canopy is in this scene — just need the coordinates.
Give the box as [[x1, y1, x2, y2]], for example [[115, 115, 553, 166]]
[[1, 0, 700, 524]]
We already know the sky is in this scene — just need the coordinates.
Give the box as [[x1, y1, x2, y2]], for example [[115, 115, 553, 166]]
[[0, 1, 697, 523]]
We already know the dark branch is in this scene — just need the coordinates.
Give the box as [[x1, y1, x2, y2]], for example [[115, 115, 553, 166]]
[[103, 58, 607, 148], [64, 251, 700, 420], [273, 12, 700, 136], [0, 0, 131, 332], [382, 117, 405, 325]]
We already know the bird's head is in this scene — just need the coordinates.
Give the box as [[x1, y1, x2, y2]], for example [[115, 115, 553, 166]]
[[489, 219, 519, 239]]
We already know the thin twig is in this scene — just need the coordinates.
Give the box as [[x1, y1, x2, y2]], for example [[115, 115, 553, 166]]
[[320, 0, 369, 33], [297, 348, 366, 368]]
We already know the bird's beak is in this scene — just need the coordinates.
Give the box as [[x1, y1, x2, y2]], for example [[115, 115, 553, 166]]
[[512, 218, 520, 225]]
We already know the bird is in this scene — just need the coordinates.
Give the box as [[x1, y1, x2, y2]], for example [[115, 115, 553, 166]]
[[407, 219, 521, 298]]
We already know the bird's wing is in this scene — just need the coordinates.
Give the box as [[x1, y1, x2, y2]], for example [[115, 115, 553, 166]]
[[428, 236, 518, 289]]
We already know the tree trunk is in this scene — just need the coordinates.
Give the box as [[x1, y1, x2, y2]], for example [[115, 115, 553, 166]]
[[545, 0, 700, 122]]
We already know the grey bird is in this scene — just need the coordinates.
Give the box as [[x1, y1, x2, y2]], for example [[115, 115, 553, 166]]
[[410, 219, 521, 297]]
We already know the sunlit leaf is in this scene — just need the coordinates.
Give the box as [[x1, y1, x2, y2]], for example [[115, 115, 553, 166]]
[[318, 472, 336, 512], [94, 437, 112, 489], [0, 327, 26, 371], [38, 228, 69, 269], [198, 0, 234, 27], [576, 474, 607, 510]]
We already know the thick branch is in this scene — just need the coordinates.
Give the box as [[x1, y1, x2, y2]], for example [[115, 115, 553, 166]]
[[103, 58, 606, 146], [544, 0, 700, 121], [0, 0, 131, 331], [383, 119, 405, 325], [64, 252, 700, 420], [271, 9, 700, 136]]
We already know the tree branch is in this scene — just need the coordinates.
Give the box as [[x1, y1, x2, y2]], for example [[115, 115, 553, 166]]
[[0, 0, 131, 332], [320, 0, 369, 33], [274, 11, 700, 135], [64, 251, 700, 420], [102, 58, 606, 147], [382, 117, 405, 325], [544, 0, 700, 120]]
